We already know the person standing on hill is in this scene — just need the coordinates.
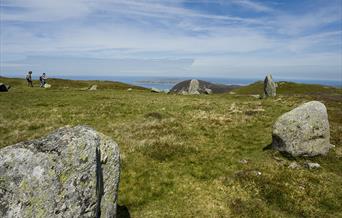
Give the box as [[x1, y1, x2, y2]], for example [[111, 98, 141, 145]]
[[26, 71, 33, 87], [39, 73, 47, 87]]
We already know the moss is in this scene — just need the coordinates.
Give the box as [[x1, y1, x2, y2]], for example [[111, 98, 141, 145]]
[[59, 170, 71, 184]]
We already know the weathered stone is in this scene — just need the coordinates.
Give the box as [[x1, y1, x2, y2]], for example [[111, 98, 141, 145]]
[[239, 159, 249, 164], [188, 79, 200, 95], [204, 88, 212, 94], [264, 74, 277, 97], [288, 162, 301, 169], [0, 126, 120, 218], [305, 162, 321, 169], [272, 101, 333, 157], [44, 84, 51, 88], [151, 87, 162, 93], [0, 83, 10, 92], [89, 85, 97, 91], [127, 88, 132, 92]]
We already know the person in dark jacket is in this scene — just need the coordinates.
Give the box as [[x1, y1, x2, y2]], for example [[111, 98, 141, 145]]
[[26, 71, 33, 87], [39, 73, 47, 87]]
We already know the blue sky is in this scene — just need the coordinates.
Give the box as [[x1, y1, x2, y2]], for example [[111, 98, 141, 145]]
[[0, 0, 341, 80]]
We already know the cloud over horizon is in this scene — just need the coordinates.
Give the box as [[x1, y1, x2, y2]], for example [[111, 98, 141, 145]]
[[1, 0, 341, 80]]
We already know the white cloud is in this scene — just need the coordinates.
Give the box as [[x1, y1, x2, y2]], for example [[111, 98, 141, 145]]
[[231, 0, 273, 12], [0, 0, 341, 80]]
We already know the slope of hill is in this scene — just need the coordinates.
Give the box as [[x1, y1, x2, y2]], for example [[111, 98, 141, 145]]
[[170, 79, 240, 94]]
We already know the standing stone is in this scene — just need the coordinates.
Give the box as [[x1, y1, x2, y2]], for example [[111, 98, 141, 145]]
[[0, 126, 120, 218], [188, 79, 200, 95], [272, 101, 333, 157], [264, 74, 277, 97]]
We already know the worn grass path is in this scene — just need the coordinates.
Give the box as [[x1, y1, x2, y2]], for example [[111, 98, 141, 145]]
[[1, 77, 341, 217]]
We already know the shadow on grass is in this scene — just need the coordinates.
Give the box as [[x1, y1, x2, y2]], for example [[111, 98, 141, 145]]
[[117, 205, 131, 218]]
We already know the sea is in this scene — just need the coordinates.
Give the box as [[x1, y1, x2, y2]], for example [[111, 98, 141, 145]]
[[56, 76, 342, 90]]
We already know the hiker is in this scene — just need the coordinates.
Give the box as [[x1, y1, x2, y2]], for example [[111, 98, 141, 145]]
[[39, 73, 47, 87], [26, 71, 33, 87]]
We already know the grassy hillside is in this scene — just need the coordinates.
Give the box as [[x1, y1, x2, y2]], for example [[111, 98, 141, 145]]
[[235, 81, 342, 95], [1, 77, 341, 217]]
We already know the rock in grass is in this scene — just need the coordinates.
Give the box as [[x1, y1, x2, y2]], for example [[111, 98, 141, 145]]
[[305, 162, 321, 169], [272, 101, 333, 157], [89, 84, 97, 91], [288, 162, 301, 169], [151, 87, 162, 93], [43, 84, 51, 88], [264, 74, 277, 97], [0, 126, 120, 218], [0, 83, 10, 92], [204, 88, 212, 94]]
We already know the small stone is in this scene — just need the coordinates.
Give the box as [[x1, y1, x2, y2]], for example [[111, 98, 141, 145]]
[[251, 94, 260, 99], [44, 84, 51, 88], [305, 162, 321, 169], [89, 85, 97, 91], [127, 88, 132, 91], [151, 87, 162, 93], [239, 159, 249, 164], [204, 88, 212, 94], [288, 162, 301, 169]]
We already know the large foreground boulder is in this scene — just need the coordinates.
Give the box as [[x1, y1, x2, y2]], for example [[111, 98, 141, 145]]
[[272, 101, 333, 157], [170, 79, 239, 94], [264, 74, 277, 97], [0, 126, 120, 218]]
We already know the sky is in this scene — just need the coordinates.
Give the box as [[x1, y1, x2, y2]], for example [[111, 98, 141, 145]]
[[0, 0, 341, 80]]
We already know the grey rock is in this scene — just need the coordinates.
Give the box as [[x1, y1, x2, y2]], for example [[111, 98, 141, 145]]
[[163, 89, 170, 94], [188, 79, 200, 95], [288, 162, 301, 169], [0, 126, 120, 218], [239, 159, 249, 164], [0, 83, 10, 92], [272, 101, 333, 157], [151, 87, 162, 93], [89, 85, 97, 91], [305, 162, 321, 169], [264, 74, 277, 97], [204, 88, 212, 94]]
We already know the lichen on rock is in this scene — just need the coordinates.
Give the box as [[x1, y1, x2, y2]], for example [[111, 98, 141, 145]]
[[0, 125, 120, 218], [272, 101, 333, 157]]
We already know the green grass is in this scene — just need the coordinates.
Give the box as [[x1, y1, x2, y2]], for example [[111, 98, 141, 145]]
[[1, 77, 341, 217]]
